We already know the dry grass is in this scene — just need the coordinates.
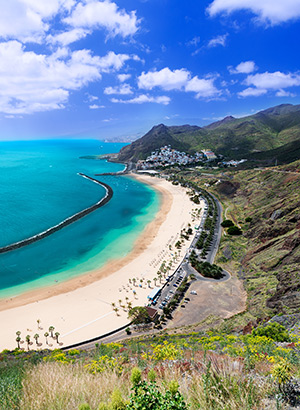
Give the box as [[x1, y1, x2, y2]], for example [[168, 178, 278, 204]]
[[20, 353, 271, 410], [21, 362, 131, 410]]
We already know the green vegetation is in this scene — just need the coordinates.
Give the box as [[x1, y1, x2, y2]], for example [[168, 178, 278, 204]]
[[189, 253, 225, 280], [128, 307, 150, 325], [118, 104, 300, 164], [252, 322, 291, 342], [1, 326, 300, 409], [227, 225, 242, 235], [221, 219, 234, 228]]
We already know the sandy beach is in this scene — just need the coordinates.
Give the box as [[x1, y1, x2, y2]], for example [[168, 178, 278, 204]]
[[0, 174, 204, 351]]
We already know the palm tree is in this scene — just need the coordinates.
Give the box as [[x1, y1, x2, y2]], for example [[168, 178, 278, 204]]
[[153, 278, 157, 287], [16, 330, 21, 337], [44, 332, 49, 345], [37, 319, 41, 330], [147, 279, 151, 288], [16, 336, 21, 349], [34, 334, 39, 345], [118, 299, 122, 306], [49, 326, 55, 338], [128, 278, 132, 284], [111, 302, 116, 308], [25, 335, 31, 350], [55, 332, 60, 343], [113, 307, 119, 316]]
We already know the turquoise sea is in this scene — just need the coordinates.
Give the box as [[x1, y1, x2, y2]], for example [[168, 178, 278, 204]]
[[0, 140, 159, 298]]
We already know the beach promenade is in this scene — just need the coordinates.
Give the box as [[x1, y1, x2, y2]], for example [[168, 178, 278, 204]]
[[0, 174, 204, 351]]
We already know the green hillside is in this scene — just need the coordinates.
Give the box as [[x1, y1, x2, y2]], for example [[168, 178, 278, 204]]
[[118, 104, 300, 163]]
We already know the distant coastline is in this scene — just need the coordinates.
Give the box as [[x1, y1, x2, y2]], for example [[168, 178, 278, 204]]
[[0, 174, 113, 255]]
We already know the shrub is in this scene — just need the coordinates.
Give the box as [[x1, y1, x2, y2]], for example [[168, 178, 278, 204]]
[[131, 368, 142, 386], [221, 219, 234, 228], [98, 403, 109, 410], [78, 404, 91, 410], [111, 389, 126, 410], [245, 217, 252, 223], [148, 369, 157, 382], [227, 225, 242, 235], [252, 322, 290, 342], [127, 380, 188, 410], [271, 359, 292, 390]]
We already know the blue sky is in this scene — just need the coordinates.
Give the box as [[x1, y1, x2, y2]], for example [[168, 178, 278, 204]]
[[0, 0, 300, 140]]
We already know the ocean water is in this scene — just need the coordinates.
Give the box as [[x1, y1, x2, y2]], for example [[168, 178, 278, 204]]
[[0, 140, 159, 298]]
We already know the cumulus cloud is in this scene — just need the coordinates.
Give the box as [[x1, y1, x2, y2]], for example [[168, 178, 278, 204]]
[[117, 73, 131, 82], [0, 41, 134, 114], [275, 89, 296, 97], [47, 28, 90, 46], [185, 76, 220, 98], [207, 0, 300, 25], [64, 0, 140, 38], [229, 60, 257, 74], [238, 87, 267, 97], [137, 67, 221, 99], [104, 83, 133, 95], [238, 71, 300, 97], [111, 94, 170, 104], [245, 71, 300, 89], [0, 1, 140, 44], [207, 33, 228, 48], [0, 0, 74, 43], [138, 67, 191, 91]]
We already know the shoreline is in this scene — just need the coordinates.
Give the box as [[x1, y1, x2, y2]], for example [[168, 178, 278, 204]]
[[0, 174, 204, 351], [0, 173, 170, 312]]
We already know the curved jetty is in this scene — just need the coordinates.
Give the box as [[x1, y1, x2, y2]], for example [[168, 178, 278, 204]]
[[0, 174, 113, 254]]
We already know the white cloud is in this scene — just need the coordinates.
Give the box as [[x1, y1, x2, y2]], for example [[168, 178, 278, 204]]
[[275, 89, 296, 97], [87, 94, 98, 102], [185, 76, 220, 98], [187, 36, 201, 47], [238, 87, 267, 97], [137, 67, 221, 99], [47, 28, 90, 46], [0, 0, 74, 43], [207, 33, 228, 48], [118, 73, 131, 82], [138, 67, 191, 91], [89, 103, 105, 109], [245, 71, 300, 89], [207, 0, 300, 25], [0, 41, 134, 114], [104, 83, 133, 95], [64, 0, 140, 38], [229, 60, 257, 74], [111, 94, 170, 104]]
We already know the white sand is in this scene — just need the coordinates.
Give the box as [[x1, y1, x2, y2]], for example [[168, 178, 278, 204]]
[[0, 175, 204, 351]]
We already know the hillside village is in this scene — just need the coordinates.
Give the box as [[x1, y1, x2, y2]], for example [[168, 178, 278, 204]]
[[136, 145, 217, 170], [136, 145, 246, 170]]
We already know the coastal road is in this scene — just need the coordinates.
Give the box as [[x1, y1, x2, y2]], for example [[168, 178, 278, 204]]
[[204, 192, 223, 265], [64, 183, 225, 351]]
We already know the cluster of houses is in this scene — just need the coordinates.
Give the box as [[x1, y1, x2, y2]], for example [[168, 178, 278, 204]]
[[136, 146, 217, 170]]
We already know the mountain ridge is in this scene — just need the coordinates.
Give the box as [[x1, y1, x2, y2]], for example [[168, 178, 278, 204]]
[[117, 103, 300, 164]]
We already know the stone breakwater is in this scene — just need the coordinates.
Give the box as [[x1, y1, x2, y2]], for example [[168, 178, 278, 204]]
[[0, 174, 113, 254]]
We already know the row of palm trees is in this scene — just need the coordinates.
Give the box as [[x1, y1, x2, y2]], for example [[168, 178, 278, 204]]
[[15, 325, 60, 350]]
